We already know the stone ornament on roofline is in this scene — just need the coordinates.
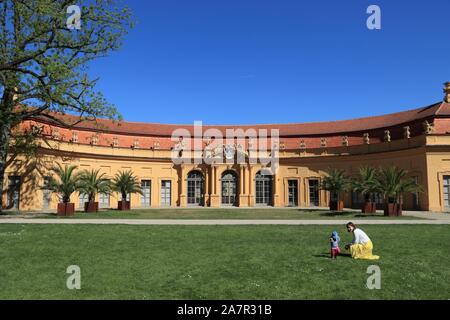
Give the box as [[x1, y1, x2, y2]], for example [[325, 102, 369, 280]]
[[111, 137, 119, 148], [363, 133, 370, 145], [132, 139, 139, 149], [384, 130, 391, 142], [90, 134, 98, 145], [299, 139, 306, 149], [403, 126, 411, 139], [71, 131, 78, 143], [444, 81, 450, 103], [174, 137, 186, 151], [52, 128, 60, 140], [423, 120, 435, 134]]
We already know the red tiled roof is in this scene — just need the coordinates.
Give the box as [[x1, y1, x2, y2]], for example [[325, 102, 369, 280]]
[[29, 102, 448, 137]]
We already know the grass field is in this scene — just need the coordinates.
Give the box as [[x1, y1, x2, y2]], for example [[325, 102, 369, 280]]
[[36, 208, 423, 220], [0, 224, 448, 299]]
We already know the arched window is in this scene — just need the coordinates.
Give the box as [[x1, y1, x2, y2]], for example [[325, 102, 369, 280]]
[[221, 171, 238, 206], [187, 171, 204, 206], [255, 171, 272, 206]]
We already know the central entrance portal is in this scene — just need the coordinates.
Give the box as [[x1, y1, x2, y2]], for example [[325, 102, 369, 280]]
[[221, 171, 238, 206]]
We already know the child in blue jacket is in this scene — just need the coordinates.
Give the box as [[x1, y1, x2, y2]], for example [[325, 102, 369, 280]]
[[330, 231, 341, 259]]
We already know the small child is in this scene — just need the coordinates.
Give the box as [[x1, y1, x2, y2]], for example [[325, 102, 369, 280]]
[[329, 231, 341, 259]]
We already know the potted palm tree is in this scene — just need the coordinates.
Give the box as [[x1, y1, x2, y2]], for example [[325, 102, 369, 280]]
[[111, 170, 143, 210], [77, 169, 111, 213], [376, 166, 421, 216], [395, 174, 422, 216], [44, 164, 78, 216], [320, 168, 349, 211], [352, 166, 379, 214]]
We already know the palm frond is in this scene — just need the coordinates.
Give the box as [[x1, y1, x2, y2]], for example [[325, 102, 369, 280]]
[[111, 170, 143, 201]]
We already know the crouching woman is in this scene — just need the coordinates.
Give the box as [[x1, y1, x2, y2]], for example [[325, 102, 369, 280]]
[[345, 222, 380, 260]]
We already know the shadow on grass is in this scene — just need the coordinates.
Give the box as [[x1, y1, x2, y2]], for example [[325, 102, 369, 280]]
[[318, 211, 357, 217], [313, 252, 352, 259]]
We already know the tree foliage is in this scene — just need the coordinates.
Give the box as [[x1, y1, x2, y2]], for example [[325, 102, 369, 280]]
[[111, 170, 142, 202], [76, 168, 110, 203], [352, 166, 380, 201], [45, 163, 78, 203], [376, 166, 422, 205], [320, 168, 350, 201], [0, 0, 133, 210]]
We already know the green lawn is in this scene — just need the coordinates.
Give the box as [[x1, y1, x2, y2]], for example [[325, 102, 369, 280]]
[[0, 224, 448, 299], [38, 208, 423, 220]]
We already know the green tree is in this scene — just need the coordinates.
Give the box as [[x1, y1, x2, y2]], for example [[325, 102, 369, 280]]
[[44, 163, 78, 203], [320, 168, 350, 207], [376, 166, 422, 215], [77, 169, 110, 203], [0, 0, 133, 211], [352, 166, 380, 202], [111, 170, 142, 202]]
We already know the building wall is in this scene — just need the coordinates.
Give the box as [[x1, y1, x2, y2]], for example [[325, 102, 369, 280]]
[[3, 134, 443, 212]]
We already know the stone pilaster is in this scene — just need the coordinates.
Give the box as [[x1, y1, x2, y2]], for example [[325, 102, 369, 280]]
[[179, 165, 187, 207], [209, 165, 220, 207], [239, 165, 248, 207]]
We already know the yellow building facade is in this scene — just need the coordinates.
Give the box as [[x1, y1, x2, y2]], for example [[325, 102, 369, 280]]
[[3, 85, 450, 213]]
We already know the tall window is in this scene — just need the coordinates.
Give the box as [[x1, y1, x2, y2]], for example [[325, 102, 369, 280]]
[[42, 176, 52, 210], [187, 171, 204, 206], [288, 180, 298, 207], [443, 176, 450, 208], [79, 193, 89, 208], [99, 192, 110, 208], [255, 171, 272, 206], [7, 176, 21, 210], [141, 180, 151, 207], [221, 171, 238, 206], [309, 179, 320, 206], [161, 180, 171, 206]]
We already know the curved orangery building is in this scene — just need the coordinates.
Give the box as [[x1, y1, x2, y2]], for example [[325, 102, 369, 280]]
[[4, 84, 450, 213]]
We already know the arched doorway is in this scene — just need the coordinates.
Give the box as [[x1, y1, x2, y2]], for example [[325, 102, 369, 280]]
[[255, 171, 273, 206], [187, 171, 204, 206], [221, 171, 238, 206]]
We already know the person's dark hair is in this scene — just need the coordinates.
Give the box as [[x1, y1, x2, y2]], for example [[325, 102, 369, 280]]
[[346, 222, 356, 229]]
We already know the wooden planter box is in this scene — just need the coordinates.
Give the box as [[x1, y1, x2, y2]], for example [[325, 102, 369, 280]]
[[362, 201, 377, 214], [329, 200, 344, 211], [118, 200, 130, 211], [57, 203, 75, 216], [384, 203, 402, 216], [84, 202, 99, 213]]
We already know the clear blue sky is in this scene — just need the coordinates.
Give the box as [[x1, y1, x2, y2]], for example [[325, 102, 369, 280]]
[[89, 0, 450, 125]]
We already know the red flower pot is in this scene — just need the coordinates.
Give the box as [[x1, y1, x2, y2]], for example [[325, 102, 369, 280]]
[[362, 201, 377, 214], [118, 200, 130, 211], [329, 200, 344, 211], [57, 203, 75, 216], [384, 203, 401, 216], [84, 202, 98, 213]]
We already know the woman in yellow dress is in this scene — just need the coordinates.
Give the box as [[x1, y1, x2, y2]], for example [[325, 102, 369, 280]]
[[344, 222, 380, 260]]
